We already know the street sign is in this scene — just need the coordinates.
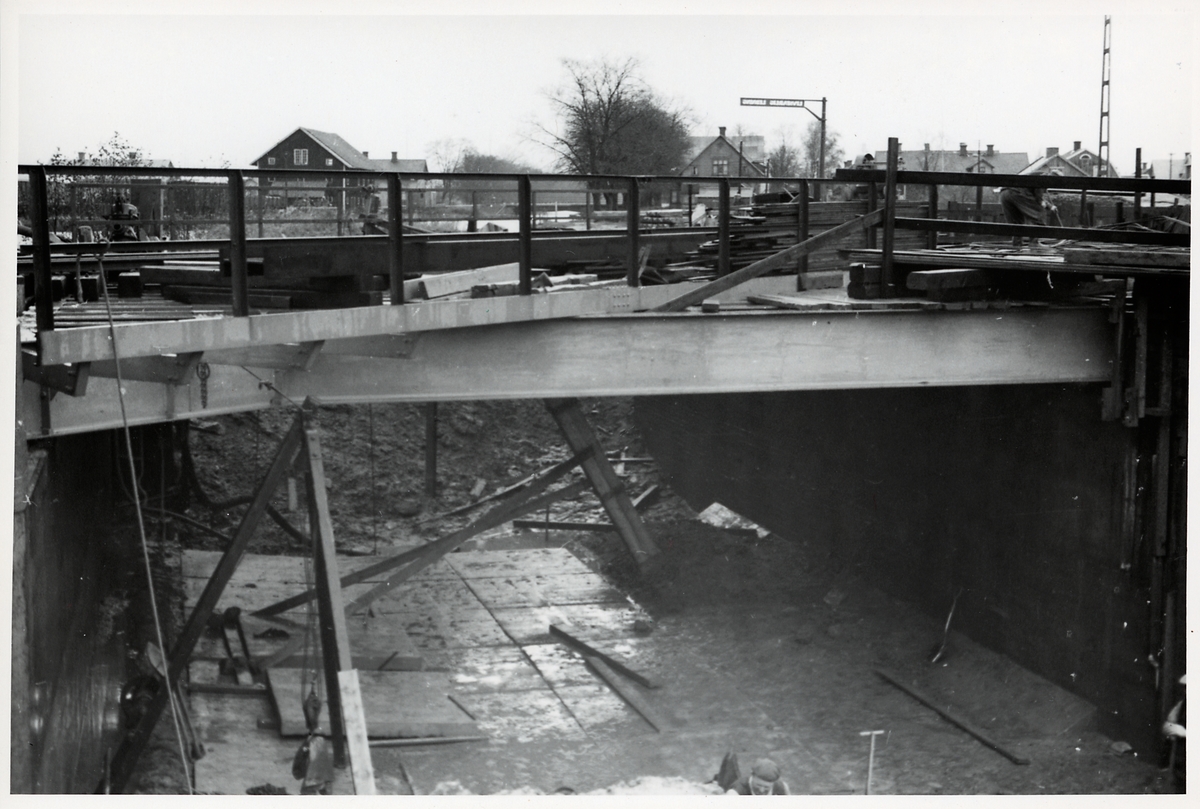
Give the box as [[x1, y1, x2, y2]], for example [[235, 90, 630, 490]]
[[740, 97, 808, 108]]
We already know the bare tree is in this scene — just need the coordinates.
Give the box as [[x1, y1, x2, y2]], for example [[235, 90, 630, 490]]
[[803, 121, 844, 178], [537, 56, 691, 207]]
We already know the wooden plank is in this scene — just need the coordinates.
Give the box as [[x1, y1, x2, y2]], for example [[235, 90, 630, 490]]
[[874, 668, 1031, 765], [442, 547, 594, 579], [549, 624, 660, 689], [267, 669, 479, 738], [584, 655, 662, 732], [512, 518, 615, 533], [464, 572, 626, 609], [304, 421, 354, 764], [655, 209, 884, 312], [418, 263, 523, 299], [1063, 246, 1190, 269], [490, 603, 650, 646], [341, 477, 591, 616], [906, 268, 998, 291], [336, 670, 378, 795]]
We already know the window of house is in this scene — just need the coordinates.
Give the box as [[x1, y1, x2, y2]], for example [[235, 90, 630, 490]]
[[267, 157, 276, 166], [325, 158, 334, 167], [712, 159, 729, 176], [294, 148, 309, 166]]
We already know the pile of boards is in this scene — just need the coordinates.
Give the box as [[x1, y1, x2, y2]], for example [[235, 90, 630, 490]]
[[664, 199, 930, 292]]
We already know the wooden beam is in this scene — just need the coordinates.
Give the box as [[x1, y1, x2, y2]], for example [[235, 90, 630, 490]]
[[252, 451, 593, 619], [875, 669, 1030, 765], [546, 398, 659, 569], [513, 519, 614, 532], [304, 418, 354, 764], [550, 624, 659, 689], [342, 478, 590, 616], [584, 656, 663, 732], [653, 209, 883, 312], [336, 670, 377, 795]]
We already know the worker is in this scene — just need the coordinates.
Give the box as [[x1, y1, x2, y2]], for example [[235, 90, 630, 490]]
[[718, 755, 791, 795], [360, 183, 386, 235], [1163, 674, 1186, 793], [108, 192, 141, 242], [999, 170, 1059, 247]]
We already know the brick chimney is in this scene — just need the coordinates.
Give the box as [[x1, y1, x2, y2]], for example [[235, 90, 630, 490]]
[[719, 126, 726, 138], [959, 143, 968, 157], [1073, 140, 1081, 151], [362, 151, 369, 158], [986, 144, 994, 157], [924, 143, 930, 151], [77, 151, 86, 163], [1046, 147, 1058, 158], [391, 151, 398, 161]]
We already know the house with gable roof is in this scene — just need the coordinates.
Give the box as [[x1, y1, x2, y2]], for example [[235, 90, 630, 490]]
[[252, 127, 428, 207], [1023, 141, 1118, 178], [680, 127, 768, 201], [865, 142, 1033, 206]]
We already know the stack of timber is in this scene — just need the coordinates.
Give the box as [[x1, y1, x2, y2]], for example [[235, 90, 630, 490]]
[[139, 260, 385, 310], [665, 201, 930, 285], [843, 242, 1179, 304]]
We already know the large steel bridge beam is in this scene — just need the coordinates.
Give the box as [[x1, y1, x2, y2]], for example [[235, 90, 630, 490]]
[[25, 306, 1114, 438]]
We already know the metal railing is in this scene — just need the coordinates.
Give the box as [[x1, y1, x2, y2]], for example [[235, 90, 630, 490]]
[[833, 138, 1190, 296], [18, 163, 857, 335]]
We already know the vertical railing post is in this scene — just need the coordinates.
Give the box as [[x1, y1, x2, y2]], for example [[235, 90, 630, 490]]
[[518, 175, 533, 295], [798, 178, 810, 280], [866, 181, 878, 249], [29, 167, 55, 337], [718, 178, 731, 277], [1134, 147, 1143, 222], [880, 137, 899, 297], [228, 170, 249, 317], [387, 173, 404, 304], [927, 183, 939, 249], [1079, 189, 1089, 228], [585, 187, 592, 231], [974, 184, 983, 222], [626, 177, 640, 287]]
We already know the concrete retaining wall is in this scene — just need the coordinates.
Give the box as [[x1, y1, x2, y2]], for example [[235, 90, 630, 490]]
[[634, 385, 1159, 751]]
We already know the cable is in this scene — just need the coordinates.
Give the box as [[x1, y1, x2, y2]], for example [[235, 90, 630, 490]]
[[97, 250, 194, 793]]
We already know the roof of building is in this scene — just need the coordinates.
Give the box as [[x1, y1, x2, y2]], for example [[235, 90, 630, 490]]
[[252, 127, 426, 172], [682, 133, 768, 178], [1024, 146, 1118, 178], [872, 148, 1031, 175]]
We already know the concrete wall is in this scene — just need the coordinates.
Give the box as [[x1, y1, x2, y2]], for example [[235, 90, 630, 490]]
[[634, 385, 1160, 751]]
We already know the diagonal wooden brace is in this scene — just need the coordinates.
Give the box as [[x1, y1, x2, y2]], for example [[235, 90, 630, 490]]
[[103, 410, 307, 793], [545, 398, 659, 570], [251, 449, 593, 619]]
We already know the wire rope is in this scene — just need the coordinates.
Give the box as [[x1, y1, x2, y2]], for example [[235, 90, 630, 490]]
[[96, 250, 193, 793]]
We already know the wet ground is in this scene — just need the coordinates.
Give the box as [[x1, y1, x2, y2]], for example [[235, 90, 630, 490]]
[[127, 517, 1167, 796]]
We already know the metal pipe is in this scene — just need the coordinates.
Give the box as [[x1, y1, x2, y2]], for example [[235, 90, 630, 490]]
[[798, 178, 810, 277], [387, 173, 404, 304], [881, 137, 899, 296], [927, 184, 939, 249], [29, 166, 55, 336], [227, 170, 249, 317], [518, 175, 533, 295], [718, 178, 731, 277], [627, 176, 640, 287]]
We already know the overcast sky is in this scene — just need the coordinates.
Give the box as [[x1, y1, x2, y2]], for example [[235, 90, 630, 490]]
[[2, 0, 1196, 174]]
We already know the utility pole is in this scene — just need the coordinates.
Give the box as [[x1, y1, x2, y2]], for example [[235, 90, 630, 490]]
[[740, 96, 828, 177], [1098, 16, 1112, 177]]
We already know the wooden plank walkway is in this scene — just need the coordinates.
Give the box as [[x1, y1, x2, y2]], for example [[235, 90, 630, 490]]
[[181, 545, 656, 795]]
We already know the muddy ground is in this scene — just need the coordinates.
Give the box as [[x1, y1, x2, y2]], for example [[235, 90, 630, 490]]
[[119, 398, 1171, 794]]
